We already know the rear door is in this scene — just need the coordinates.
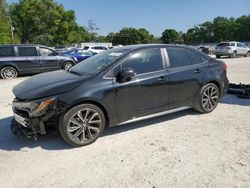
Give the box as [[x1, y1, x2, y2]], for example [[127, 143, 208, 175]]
[[166, 47, 207, 109], [16, 46, 41, 73], [39, 47, 60, 72]]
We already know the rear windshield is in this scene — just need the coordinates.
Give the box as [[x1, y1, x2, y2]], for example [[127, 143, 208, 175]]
[[217, 43, 234, 47], [0, 47, 15, 57]]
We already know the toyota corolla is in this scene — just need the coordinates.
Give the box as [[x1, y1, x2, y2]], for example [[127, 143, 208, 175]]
[[11, 44, 229, 147]]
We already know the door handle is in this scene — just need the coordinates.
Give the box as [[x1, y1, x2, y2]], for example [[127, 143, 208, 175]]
[[157, 76, 165, 82], [194, 69, 202, 74]]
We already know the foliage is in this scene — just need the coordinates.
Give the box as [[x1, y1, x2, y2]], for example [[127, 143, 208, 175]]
[[182, 15, 250, 44], [161, 29, 179, 44], [9, 0, 89, 46], [109, 27, 153, 45], [0, 0, 12, 44]]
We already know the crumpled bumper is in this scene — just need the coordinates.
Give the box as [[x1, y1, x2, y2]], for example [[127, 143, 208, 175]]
[[11, 99, 68, 139]]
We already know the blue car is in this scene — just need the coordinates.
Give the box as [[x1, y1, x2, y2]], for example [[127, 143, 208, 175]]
[[61, 49, 96, 62]]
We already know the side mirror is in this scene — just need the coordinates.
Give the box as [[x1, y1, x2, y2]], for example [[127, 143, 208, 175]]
[[116, 68, 136, 83]]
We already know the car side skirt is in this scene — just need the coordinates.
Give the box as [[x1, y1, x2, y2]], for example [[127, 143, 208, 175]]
[[118, 106, 191, 125]]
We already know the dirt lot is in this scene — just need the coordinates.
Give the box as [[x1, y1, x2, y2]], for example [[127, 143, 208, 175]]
[[0, 57, 250, 188]]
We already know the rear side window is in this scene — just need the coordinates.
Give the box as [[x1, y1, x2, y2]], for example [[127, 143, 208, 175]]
[[0, 47, 15, 57], [236, 43, 242, 47], [122, 48, 163, 74], [188, 49, 203, 64], [167, 47, 192, 68], [18, 47, 38, 56]]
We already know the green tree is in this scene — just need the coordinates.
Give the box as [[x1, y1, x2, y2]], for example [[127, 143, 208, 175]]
[[10, 0, 89, 46], [105, 32, 115, 42], [234, 15, 250, 41], [112, 27, 153, 45], [0, 0, 12, 44], [161, 29, 179, 44], [212, 16, 236, 42]]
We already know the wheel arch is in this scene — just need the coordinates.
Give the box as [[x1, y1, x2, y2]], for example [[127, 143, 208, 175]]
[[0, 63, 20, 72], [206, 80, 221, 97]]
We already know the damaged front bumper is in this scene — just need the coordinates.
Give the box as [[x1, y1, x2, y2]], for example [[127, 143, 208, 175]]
[[11, 98, 68, 139]]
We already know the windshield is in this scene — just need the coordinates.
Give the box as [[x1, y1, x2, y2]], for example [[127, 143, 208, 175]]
[[69, 50, 127, 75]]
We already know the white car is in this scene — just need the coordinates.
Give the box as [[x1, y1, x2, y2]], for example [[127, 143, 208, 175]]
[[83, 46, 108, 54], [215, 41, 250, 58]]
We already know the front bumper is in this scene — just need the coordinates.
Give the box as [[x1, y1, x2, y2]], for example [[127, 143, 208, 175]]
[[11, 99, 68, 139]]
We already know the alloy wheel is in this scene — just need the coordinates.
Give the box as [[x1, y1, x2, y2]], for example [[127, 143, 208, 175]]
[[201, 85, 219, 111], [67, 108, 103, 144], [1, 67, 17, 79], [63, 62, 73, 70]]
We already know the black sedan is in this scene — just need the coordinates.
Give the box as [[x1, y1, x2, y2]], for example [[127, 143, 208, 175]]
[[11, 44, 229, 147]]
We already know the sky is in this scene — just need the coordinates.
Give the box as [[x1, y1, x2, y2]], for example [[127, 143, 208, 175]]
[[7, 0, 250, 36]]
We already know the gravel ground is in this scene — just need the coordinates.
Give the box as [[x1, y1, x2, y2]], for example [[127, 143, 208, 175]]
[[0, 57, 250, 188]]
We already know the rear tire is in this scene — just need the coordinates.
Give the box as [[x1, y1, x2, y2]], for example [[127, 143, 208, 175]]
[[0, 66, 18, 79], [194, 83, 220, 114], [59, 104, 105, 147]]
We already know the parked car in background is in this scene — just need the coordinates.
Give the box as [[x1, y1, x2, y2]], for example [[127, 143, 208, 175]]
[[62, 49, 96, 62], [83, 45, 108, 53], [245, 42, 250, 48], [0, 45, 76, 79], [215, 41, 250, 58], [11, 44, 229, 147]]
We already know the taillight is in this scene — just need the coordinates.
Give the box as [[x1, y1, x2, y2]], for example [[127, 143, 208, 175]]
[[222, 63, 227, 70]]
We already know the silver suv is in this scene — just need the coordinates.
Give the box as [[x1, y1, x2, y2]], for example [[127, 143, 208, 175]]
[[215, 41, 250, 58]]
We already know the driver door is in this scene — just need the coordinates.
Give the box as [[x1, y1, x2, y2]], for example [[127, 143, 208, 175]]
[[113, 48, 169, 122], [39, 47, 60, 72]]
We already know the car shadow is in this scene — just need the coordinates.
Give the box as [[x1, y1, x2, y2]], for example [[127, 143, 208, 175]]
[[220, 94, 250, 106], [0, 109, 197, 151]]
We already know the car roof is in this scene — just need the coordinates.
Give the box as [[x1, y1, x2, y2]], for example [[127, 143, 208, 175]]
[[112, 44, 186, 52]]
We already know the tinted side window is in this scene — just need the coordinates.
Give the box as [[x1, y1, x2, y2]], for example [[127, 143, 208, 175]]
[[122, 48, 163, 74], [188, 49, 203, 64], [0, 47, 15, 57], [18, 47, 38, 56], [167, 48, 192, 68], [237, 43, 241, 47]]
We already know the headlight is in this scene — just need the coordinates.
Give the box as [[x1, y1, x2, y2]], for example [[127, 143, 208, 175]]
[[13, 98, 56, 117], [73, 57, 78, 62]]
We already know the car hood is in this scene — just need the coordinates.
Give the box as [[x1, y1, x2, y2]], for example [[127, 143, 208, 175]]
[[13, 70, 87, 100]]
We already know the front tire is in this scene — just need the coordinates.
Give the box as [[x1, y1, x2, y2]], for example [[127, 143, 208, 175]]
[[230, 51, 237, 58], [194, 83, 220, 113], [0, 66, 18, 79], [63, 61, 74, 71], [245, 51, 250, 57], [59, 104, 105, 147]]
